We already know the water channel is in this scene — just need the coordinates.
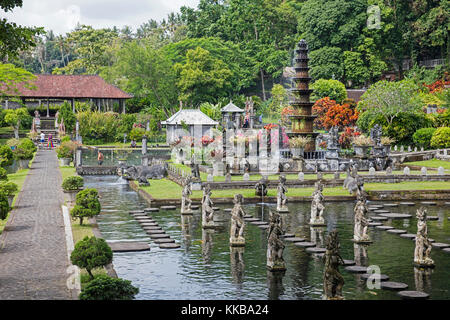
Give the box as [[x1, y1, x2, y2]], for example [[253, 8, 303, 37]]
[[84, 175, 450, 300]]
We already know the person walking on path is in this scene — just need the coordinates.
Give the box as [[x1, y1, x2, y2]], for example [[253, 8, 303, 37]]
[[40, 132, 45, 148], [97, 150, 104, 166], [47, 133, 54, 149]]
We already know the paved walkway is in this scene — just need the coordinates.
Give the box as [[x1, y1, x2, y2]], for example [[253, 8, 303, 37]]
[[0, 150, 76, 299]]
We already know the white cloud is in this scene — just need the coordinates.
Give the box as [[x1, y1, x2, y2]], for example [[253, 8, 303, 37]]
[[0, 0, 200, 35]]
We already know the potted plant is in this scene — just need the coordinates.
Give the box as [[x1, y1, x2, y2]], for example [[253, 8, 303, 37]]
[[352, 135, 372, 157], [0, 181, 19, 207], [13, 138, 36, 169], [289, 136, 311, 158], [381, 136, 395, 155], [62, 175, 84, 204], [56, 141, 77, 166]]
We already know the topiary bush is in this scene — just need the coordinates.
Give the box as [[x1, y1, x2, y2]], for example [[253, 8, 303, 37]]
[[0, 167, 7, 181], [79, 275, 139, 300], [70, 236, 113, 279], [0, 181, 18, 196], [430, 127, 450, 149], [0, 192, 10, 220], [413, 128, 436, 149], [14, 138, 36, 160], [56, 140, 77, 159], [62, 176, 84, 191], [0, 145, 14, 168], [310, 79, 348, 104], [71, 188, 101, 225]]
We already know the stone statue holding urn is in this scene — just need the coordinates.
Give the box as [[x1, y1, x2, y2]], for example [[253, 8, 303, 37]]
[[414, 207, 434, 268], [266, 210, 286, 271], [230, 194, 246, 247], [276, 175, 288, 212], [310, 180, 326, 226], [181, 175, 193, 214], [353, 193, 372, 244], [201, 184, 215, 229]]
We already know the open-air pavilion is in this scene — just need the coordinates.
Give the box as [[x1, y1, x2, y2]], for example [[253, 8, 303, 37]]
[[1, 74, 133, 116]]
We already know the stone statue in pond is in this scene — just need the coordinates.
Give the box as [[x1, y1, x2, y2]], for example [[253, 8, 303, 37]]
[[123, 163, 168, 185], [310, 180, 326, 226], [202, 184, 215, 229], [181, 175, 193, 214], [323, 230, 345, 300], [266, 210, 286, 271], [230, 194, 246, 246], [353, 192, 371, 243], [255, 177, 268, 197], [276, 175, 288, 212], [414, 207, 434, 268]]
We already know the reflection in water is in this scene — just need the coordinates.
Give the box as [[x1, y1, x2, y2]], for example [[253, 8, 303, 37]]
[[310, 227, 325, 247], [354, 243, 368, 266], [414, 267, 433, 293], [202, 229, 214, 264], [181, 215, 192, 250], [267, 270, 285, 300], [230, 247, 245, 287]]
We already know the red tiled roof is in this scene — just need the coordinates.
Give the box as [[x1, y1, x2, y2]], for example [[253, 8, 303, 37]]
[[346, 89, 366, 102], [11, 74, 132, 99]]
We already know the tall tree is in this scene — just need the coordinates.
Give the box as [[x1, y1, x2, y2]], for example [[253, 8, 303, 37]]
[[0, 0, 44, 61]]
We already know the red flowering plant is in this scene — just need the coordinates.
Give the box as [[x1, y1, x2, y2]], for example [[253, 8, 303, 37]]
[[322, 102, 359, 130], [280, 106, 296, 125], [201, 135, 214, 146], [132, 123, 145, 129], [424, 78, 450, 94], [318, 141, 327, 149], [312, 97, 337, 129], [338, 127, 361, 149]]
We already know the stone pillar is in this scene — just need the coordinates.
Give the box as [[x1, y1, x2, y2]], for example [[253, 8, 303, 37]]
[[142, 136, 148, 155], [75, 120, 80, 142], [75, 148, 82, 167]]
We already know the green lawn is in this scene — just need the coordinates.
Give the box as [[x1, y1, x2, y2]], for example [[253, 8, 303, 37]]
[[0, 168, 30, 234], [139, 177, 450, 200], [406, 159, 450, 170], [60, 166, 77, 181]]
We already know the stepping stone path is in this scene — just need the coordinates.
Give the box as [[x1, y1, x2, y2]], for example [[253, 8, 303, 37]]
[[376, 225, 394, 230], [431, 242, 450, 249], [159, 243, 181, 249], [145, 229, 165, 235], [386, 229, 407, 234], [144, 208, 159, 212], [257, 224, 269, 229], [442, 248, 450, 253], [160, 206, 177, 210], [282, 233, 295, 238], [306, 247, 326, 254], [371, 216, 388, 221], [107, 241, 150, 252], [294, 242, 316, 248], [132, 212, 148, 216], [342, 260, 356, 266], [284, 237, 305, 243], [383, 204, 398, 207], [224, 208, 232, 212], [360, 273, 389, 281], [154, 238, 175, 244], [420, 201, 437, 205], [445, 202, 450, 206], [368, 222, 383, 227], [397, 291, 429, 300], [212, 207, 220, 211], [140, 222, 158, 226], [374, 210, 390, 214], [250, 221, 269, 225], [399, 202, 415, 206], [245, 218, 260, 222], [381, 282, 408, 290], [400, 233, 416, 239], [344, 266, 368, 273], [149, 233, 170, 239], [143, 226, 163, 231], [380, 213, 412, 219], [129, 210, 145, 214], [190, 205, 199, 210], [426, 216, 439, 221]]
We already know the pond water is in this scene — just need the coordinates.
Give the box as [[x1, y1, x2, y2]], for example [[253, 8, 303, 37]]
[[81, 148, 171, 166], [85, 175, 450, 300]]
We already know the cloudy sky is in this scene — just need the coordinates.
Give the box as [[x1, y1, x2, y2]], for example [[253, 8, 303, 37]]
[[0, 0, 200, 35]]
